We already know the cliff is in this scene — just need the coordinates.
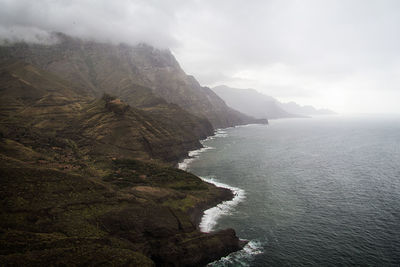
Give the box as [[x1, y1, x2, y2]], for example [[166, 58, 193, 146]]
[[0, 33, 265, 128], [0, 58, 244, 265], [0, 60, 213, 163]]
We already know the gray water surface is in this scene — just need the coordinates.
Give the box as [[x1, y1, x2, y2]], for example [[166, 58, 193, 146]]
[[187, 115, 400, 266]]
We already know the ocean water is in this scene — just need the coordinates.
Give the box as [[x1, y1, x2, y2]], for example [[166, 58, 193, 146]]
[[180, 115, 400, 266]]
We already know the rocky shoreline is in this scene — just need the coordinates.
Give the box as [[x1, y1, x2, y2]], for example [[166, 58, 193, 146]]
[[176, 128, 251, 265], [189, 183, 249, 265], [189, 185, 234, 228], [0, 159, 245, 267]]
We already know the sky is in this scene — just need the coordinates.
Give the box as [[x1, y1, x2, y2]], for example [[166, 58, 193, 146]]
[[1, 0, 400, 114]]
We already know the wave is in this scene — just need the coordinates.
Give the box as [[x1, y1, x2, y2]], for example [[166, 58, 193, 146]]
[[207, 240, 264, 267], [198, 177, 246, 233], [177, 146, 214, 171], [199, 176, 262, 266], [235, 123, 263, 129], [177, 129, 228, 171], [178, 128, 262, 265], [177, 127, 246, 233], [213, 129, 228, 138], [201, 129, 228, 142]]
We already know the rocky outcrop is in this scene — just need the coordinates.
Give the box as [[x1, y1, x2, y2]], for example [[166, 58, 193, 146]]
[[103, 94, 130, 115]]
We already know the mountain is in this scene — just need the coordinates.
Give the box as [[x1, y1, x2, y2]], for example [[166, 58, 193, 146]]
[[0, 51, 246, 264], [212, 85, 298, 119], [278, 101, 336, 116], [213, 85, 335, 119], [0, 60, 214, 163], [0, 33, 265, 128]]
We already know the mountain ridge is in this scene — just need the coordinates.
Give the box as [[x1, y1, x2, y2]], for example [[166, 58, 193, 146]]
[[0, 33, 266, 129], [213, 85, 335, 119]]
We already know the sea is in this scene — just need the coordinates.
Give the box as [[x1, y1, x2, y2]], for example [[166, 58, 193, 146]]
[[178, 115, 400, 266]]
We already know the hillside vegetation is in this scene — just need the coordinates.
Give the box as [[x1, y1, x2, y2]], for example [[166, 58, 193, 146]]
[[0, 38, 251, 266], [0, 33, 266, 128]]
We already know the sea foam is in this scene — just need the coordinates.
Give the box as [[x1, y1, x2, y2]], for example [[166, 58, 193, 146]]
[[177, 128, 246, 233], [177, 129, 228, 171], [177, 146, 214, 171], [198, 177, 246, 233], [208, 240, 264, 267], [177, 128, 261, 265]]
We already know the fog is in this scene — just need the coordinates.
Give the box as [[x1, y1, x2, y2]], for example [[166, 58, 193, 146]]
[[1, 0, 400, 113]]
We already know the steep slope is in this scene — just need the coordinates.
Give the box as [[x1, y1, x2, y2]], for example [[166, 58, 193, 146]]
[[0, 33, 265, 128], [0, 60, 89, 124], [0, 59, 244, 265], [72, 96, 212, 163], [0, 60, 213, 163], [213, 85, 297, 119]]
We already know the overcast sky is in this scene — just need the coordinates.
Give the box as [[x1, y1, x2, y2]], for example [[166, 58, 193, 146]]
[[1, 0, 400, 114]]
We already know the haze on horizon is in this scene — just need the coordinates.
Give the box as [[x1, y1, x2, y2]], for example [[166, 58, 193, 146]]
[[1, 0, 400, 114]]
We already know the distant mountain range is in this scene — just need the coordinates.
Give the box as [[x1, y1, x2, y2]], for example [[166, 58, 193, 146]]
[[213, 85, 336, 119]]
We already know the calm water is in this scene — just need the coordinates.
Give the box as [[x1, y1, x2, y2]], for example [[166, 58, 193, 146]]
[[185, 115, 400, 266]]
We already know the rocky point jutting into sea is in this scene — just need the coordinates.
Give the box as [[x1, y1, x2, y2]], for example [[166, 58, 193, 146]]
[[0, 33, 267, 266]]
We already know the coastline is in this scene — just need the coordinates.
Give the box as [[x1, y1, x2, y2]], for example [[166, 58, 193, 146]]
[[197, 177, 246, 233], [178, 128, 238, 231], [178, 127, 252, 232], [178, 126, 265, 265]]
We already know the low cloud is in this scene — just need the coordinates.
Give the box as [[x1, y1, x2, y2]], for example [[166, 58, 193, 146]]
[[0, 0, 183, 48], [1, 0, 400, 113]]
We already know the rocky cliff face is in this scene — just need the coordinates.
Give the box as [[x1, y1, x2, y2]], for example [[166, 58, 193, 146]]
[[0, 59, 244, 266], [0, 33, 265, 128]]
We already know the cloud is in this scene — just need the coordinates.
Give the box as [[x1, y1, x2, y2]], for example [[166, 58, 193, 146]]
[[173, 0, 400, 113], [0, 0, 184, 48], [1, 0, 400, 113]]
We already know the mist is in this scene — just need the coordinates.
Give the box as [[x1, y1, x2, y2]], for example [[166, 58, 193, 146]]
[[0, 0, 181, 47], [1, 0, 400, 113]]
